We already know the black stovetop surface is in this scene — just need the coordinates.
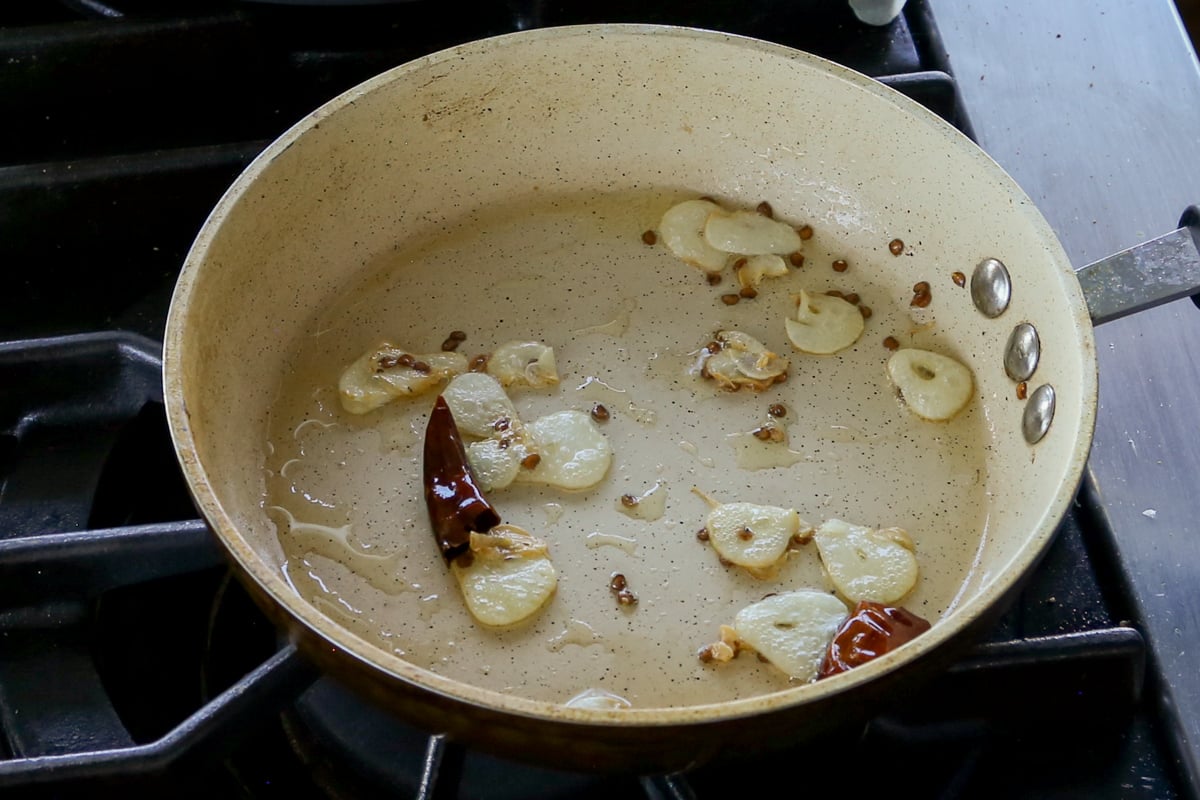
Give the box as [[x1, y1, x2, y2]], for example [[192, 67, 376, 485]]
[[0, 2, 1191, 797]]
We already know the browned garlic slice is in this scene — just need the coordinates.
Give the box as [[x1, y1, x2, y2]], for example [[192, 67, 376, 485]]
[[338, 344, 467, 414], [693, 488, 811, 576], [735, 254, 789, 292], [659, 198, 729, 274], [451, 525, 558, 627], [487, 341, 559, 388], [886, 348, 974, 421], [731, 591, 849, 681], [514, 410, 613, 490], [704, 210, 803, 255], [813, 519, 919, 604], [701, 330, 789, 392], [784, 290, 865, 355]]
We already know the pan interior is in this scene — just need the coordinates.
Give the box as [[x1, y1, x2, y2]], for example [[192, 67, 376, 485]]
[[166, 26, 1094, 718]]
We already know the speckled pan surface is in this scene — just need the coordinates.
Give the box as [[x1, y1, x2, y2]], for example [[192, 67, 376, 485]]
[[163, 24, 1096, 766]]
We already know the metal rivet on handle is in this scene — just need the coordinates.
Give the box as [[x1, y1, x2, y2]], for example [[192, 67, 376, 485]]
[[1004, 322, 1040, 381], [971, 258, 1012, 318], [1022, 384, 1056, 444]]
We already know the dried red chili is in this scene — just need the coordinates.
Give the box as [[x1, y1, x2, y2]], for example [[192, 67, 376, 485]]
[[422, 395, 501, 561], [818, 600, 932, 678]]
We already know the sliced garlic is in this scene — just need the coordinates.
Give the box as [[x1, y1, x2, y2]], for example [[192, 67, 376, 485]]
[[515, 410, 613, 490], [715, 331, 789, 381], [784, 290, 865, 355], [338, 351, 395, 415], [444, 373, 529, 490], [441, 372, 521, 439], [338, 344, 467, 414], [732, 591, 849, 681], [886, 348, 974, 421], [450, 526, 558, 627], [694, 489, 811, 575], [375, 352, 466, 394], [707, 503, 804, 574], [813, 519, 919, 604], [487, 341, 560, 388], [704, 210, 803, 255], [466, 438, 526, 493], [735, 254, 789, 292], [616, 481, 668, 521], [659, 198, 729, 274], [444, 373, 613, 492], [702, 330, 789, 392], [564, 688, 633, 710]]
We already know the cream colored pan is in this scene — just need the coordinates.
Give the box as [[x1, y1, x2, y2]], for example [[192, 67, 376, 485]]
[[163, 24, 1200, 774]]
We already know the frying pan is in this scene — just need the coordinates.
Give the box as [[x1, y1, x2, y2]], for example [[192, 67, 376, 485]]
[[162, 24, 1200, 774]]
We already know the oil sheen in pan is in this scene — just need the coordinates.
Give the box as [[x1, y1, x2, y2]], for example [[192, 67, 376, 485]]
[[261, 188, 990, 709]]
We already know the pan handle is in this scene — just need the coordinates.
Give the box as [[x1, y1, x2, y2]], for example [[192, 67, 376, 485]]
[[1075, 206, 1200, 326]]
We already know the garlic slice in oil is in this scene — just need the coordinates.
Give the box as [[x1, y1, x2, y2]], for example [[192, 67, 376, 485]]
[[701, 330, 789, 392], [886, 348, 974, 421], [338, 343, 466, 414], [813, 519, 919, 604], [659, 198, 729, 274], [784, 291, 864, 355], [487, 341, 559, 388], [731, 591, 849, 681], [515, 410, 612, 490], [704, 210, 802, 255], [451, 526, 558, 627]]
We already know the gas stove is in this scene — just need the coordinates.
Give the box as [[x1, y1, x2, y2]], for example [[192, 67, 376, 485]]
[[1, 2, 1194, 797]]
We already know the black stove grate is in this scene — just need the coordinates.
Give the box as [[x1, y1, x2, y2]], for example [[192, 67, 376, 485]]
[[0, 2, 1188, 797]]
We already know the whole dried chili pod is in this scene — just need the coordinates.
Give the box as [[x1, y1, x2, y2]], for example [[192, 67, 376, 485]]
[[423, 394, 501, 561]]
